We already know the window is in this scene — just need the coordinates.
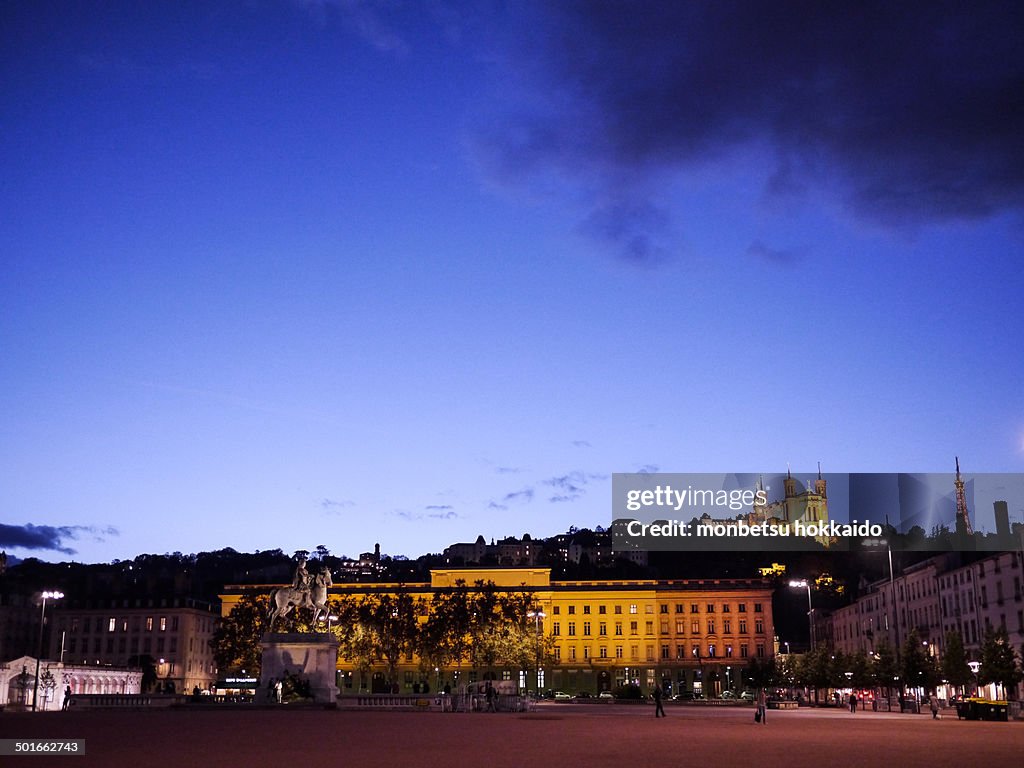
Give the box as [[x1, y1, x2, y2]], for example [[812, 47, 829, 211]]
[[630, 621, 638, 634], [159, 617, 167, 631], [583, 622, 591, 636], [630, 645, 639, 660], [630, 604, 638, 614], [691, 620, 700, 634], [599, 605, 607, 614], [583, 646, 590, 659], [645, 621, 653, 634], [108, 618, 116, 632], [615, 622, 623, 636], [599, 622, 608, 636], [171, 617, 179, 631], [553, 606, 560, 615], [707, 619, 715, 634], [706, 603, 715, 613], [708, 644, 716, 657], [676, 644, 685, 659], [723, 619, 731, 633], [725, 645, 733, 657], [738, 603, 747, 613], [740, 644, 749, 658], [722, 604, 731, 613], [615, 646, 623, 658], [600, 646, 608, 658], [756, 643, 765, 658], [615, 605, 623, 614], [569, 647, 576, 660], [753, 603, 763, 613], [676, 620, 686, 634], [553, 622, 561, 636], [554, 647, 561, 660], [661, 645, 669, 659], [568, 605, 576, 615], [755, 620, 764, 634], [691, 604, 699, 614], [675, 604, 684, 613], [660, 604, 669, 613], [583, 605, 591, 614], [146, 617, 153, 631], [568, 622, 576, 636], [660, 620, 669, 634], [645, 605, 654, 614]]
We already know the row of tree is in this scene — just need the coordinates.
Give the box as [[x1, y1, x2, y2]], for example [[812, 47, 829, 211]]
[[211, 580, 555, 686], [745, 627, 1023, 701]]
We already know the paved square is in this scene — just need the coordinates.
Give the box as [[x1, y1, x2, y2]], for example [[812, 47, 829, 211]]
[[1, 704, 1021, 768]]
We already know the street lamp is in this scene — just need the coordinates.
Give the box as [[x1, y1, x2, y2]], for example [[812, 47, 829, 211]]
[[863, 538, 901, 662], [33, 590, 64, 712], [526, 609, 546, 695], [968, 660, 981, 697], [788, 580, 814, 651]]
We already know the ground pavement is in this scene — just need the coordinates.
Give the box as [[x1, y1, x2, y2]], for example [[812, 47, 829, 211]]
[[1, 703, 1021, 768]]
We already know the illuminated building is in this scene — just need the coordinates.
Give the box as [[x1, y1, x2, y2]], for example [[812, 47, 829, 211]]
[[220, 568, 774, 696]]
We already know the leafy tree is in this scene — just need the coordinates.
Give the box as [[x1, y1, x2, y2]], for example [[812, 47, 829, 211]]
[[210, 593, 268, 677], [127, 654, 159, 692], [847, 649, 875, 689], [900, 628, 938, 693], [941, 630, 972, 695], [745, 656, 778, 689], [978, 626, 1022, 700], [873, 638, 899, 696]]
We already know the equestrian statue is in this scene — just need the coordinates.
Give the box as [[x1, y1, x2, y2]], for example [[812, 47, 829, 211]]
[[267, 557, 334, 629]]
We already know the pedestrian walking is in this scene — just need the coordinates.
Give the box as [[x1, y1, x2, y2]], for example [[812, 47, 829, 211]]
[[755, 687, 767, 724], [62, 685, 72, 711], [929, 694, 940, 719], [849, 692, 857, 713], [653, 685, 665, 718]]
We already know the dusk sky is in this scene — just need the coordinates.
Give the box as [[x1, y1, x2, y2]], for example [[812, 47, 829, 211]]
[[2, 1, 1023, 564]]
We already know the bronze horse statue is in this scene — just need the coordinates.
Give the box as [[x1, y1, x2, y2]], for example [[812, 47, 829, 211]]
[[266, 568, 333, 628]]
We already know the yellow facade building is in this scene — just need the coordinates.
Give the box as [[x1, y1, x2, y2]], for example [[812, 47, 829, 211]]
[[220, 568, 774, 696]]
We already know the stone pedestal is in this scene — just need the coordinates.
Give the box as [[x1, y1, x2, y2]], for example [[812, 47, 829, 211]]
[[259, 633, 338, 705]]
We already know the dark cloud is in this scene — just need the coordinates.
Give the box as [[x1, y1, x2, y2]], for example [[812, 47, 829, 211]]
[[483, 1, 1024, 257], [488, 501, 509, 511], [495, 466, 522, 474], [0, 523, 118, 555], [572, 440, 592, 448], [503, 488, 535, 503], [637, 465, 660, 474], [428, 509, 459, 520], [425, 504, 454, 511], [549, 494, 582, 503]]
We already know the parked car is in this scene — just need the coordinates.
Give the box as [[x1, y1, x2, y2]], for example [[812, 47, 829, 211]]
[[574, 691, 593, 699], [720, 690, 736, 699], [553, 691, 572, 700], [598, 691, 614, 699], [673, 691, 700, 701], [739, 691, 755, 702]]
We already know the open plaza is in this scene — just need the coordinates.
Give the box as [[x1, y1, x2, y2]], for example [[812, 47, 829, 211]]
[[1, 703, 1021, 768]]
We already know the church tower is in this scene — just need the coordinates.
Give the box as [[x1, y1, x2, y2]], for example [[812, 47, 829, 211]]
[[954, 456, 973, 536]]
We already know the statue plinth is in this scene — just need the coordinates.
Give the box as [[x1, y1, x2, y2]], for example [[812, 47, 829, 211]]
[[259, 632, 339, 705]]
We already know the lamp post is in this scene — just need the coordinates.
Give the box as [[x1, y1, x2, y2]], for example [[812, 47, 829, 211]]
[[863, 538, 901, 662], [968, 660, 980, 698], [526, 609, 546, 696], [788, 580, 814, 651], [33, 590, 64, 712]]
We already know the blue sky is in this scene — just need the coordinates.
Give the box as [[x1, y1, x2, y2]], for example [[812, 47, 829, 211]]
[[2, 1, 1023, 563]]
